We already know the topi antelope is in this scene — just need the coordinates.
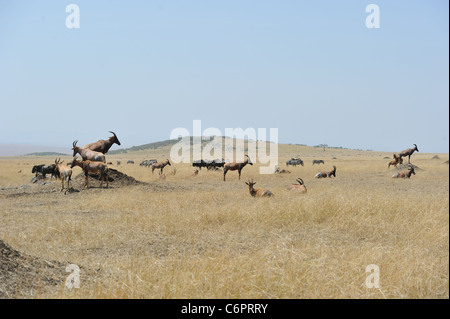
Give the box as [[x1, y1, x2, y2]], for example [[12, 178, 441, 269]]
[[388, 153, 403, 168], [287, 178, 307, 193], [82, 131, 121, 154], [275, 167, 291, 174], [398, 144, 419, 164], [72, 141, 106, 163], [54, 158, 72, 194], [245, 179, 272, 197], [223, 155, 253, 181], [151, 159, 171, 174], [71, 158, 109, 188], [315, 165, 336, 178], [392, 166, 415, 179]]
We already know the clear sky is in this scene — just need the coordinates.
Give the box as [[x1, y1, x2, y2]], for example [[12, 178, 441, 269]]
[[0, 0, 448, 153]]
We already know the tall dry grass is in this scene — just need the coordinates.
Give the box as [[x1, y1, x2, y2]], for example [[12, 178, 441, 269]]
[[0, 147, 448, 298]]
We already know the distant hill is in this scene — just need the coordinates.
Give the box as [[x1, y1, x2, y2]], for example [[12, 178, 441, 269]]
[[108, 139, 180, 154], [108, 137, 356, 155], [24, 152, 69, 156]]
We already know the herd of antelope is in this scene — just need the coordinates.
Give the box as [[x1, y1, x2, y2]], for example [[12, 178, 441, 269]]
[[31, 136, 420, 196]]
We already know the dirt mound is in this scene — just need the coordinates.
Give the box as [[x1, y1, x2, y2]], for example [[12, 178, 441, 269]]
[[73, 168, 146, 187], [0, 239, 67, 298]]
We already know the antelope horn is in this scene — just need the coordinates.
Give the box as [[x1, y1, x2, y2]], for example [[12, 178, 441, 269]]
[[109, 131, 117, 137], [73, 140, 78, 147]]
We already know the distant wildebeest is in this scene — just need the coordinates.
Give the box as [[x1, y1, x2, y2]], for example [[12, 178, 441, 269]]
[[392, 166, 415, 179], [82, 131, 121, 154], [140, 159, 157, 167], [32, 164, 59, 179], [388, 154, 403, 168], [286, 158, 304, 167], [72, 141, 106, 163], [193, 159, 225, 170], [127, 160, 134, 164], [32, 164, 45, 176], [71, 158, 109, 188], [223, 155, 252, 181], [287, 178, 307, 193], [152, 159, 171, 174], [398, 144, 419, 164], [54, 158, 72, 194], [315, 166, 336, 178], [312, 160, 325, 165], [245, 179, 272, 197]]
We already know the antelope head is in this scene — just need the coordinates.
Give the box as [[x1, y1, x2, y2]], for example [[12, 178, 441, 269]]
[[109, 131, 121, 145]]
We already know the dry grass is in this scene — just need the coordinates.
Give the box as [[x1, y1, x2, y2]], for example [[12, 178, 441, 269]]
[[0, 146, 448, 298]]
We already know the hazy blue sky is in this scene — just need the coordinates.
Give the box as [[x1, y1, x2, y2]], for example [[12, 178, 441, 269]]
[[0, 0, 448, 153]]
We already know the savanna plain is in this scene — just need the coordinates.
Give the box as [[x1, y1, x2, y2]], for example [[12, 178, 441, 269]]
[[0, 144, 448, 298]]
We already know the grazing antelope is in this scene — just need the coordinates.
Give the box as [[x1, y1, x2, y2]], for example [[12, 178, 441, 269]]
[[287, 178, 307, 193], [388, 154, 403, 168], [70, 158, 109, 188], [315, 166, 336, 178], [72, 141, 106, 163], [245, 179, 272, 197], [392, 166, 415, 179], [151, 159, 171, 174], [223, 155, 253, 181], [54, 158, 72, 194], [82, 131, 121, 154], [398, 144, 419, 164]]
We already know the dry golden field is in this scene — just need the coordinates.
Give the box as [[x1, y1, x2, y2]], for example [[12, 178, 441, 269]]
[[0, 144, 448, 299]]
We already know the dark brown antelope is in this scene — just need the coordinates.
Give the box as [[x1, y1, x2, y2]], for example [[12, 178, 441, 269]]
[[245, 179, 272, 197], [71, 158, 109, 188], [223, 155, 253, 181], [392, 166, 415, 179], [287, 178, 307, 193], [151, 159, 171, 174], [388, 153, 403, 168], [398, 144, 419, 164], [54, 158, 72, 194], [72, 141, 106, 163], [82, 131, 121, 154], [315, 165, 336, 178]]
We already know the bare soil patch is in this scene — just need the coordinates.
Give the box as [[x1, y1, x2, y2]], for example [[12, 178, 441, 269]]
[[0, 239, 67, 298]]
